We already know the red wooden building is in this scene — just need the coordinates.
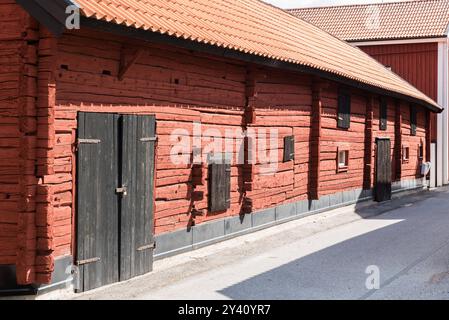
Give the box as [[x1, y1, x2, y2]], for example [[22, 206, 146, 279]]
[[0, 0, 442, 294], [291, 0, 449, 188]]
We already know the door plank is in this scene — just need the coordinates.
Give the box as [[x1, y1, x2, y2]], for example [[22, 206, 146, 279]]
[[120, 115, 155, 280], [375, 138, 392, 202], [77, 112, 120, 292]]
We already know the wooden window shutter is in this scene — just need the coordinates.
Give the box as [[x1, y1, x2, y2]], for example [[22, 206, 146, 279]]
[[208, 162, 231, 213], [283, 135, 295, 162], [410, 105, 417, 136], [380, 98, 387, 131], [337, 91, 351, 129]]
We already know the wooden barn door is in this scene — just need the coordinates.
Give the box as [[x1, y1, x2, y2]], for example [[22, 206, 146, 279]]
[[120, 115, 156, 280], [76, 112, 156, 292], [375, 138, 392, 202]]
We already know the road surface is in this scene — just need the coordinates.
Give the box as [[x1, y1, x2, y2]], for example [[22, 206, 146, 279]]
[[72, 187, 449, 300]]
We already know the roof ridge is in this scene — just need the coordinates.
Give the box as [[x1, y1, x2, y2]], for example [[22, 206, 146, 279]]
[[288, 0, 448, 12]]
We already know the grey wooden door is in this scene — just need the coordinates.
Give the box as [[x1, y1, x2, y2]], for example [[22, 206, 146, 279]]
[[77, 112, 155, 292], [375, 138, 392, 202], [120, 115, 156, 280]]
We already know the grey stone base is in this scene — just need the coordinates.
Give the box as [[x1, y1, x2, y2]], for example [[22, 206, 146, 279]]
[[392, 177, 425, 193], [34, 255, 74, 294], [154, 178, 425, 260], [0, 256, 73, 296]]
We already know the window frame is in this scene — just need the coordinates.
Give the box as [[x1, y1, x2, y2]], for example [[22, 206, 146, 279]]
[[418, 143, 424, 160], [337, 148, 349, 173], [379, 97, 388, 131], [283, 135, 295, 162], [337, 90, 351, 129], [402, 145, 410, 163], [410, 105, 417, 136]]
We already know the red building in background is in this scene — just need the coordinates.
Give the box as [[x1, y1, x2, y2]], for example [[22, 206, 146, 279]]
[[291, 0, 449, 187]]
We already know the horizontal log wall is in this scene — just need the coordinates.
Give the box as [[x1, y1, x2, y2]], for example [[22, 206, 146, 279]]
[[54, 105, 246, 235], [371, 97, 397, 187], [0, 22, 431, 286], [0, 0, 21, 267], [53, 29, 248, 238], [0, 0, 39, 284], [51, 28, 430, 256], [320, 84, 366, 195], [401, 104, 427, 180], [246, 69, 312, 210]]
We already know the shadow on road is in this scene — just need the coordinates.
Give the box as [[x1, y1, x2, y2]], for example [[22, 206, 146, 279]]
[[219, 188, 449, 300]]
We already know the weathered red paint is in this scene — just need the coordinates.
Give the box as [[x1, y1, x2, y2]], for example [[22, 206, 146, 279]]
[[0, 3, 435, 286]]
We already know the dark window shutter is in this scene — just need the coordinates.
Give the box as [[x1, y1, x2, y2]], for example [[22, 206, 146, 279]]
[[224, 163, 231, 209], [283, 135, 295, 162], [410, 105, 417, 136], [208, 162, 231, 212], [338, 92, 351, 129], [380, 98, 387, 131]]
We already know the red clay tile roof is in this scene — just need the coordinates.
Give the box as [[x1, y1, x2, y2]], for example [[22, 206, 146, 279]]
[[289, 0, 449, 42], [71, 0, 441, 111]]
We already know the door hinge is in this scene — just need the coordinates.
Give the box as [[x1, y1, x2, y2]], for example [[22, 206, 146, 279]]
[[140, 136, 158, 142], [137, 242, 156, 251], [77, 257, 100, 266], [78, 138, 101, 144]]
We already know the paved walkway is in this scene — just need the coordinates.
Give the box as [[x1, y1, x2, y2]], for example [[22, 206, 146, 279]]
[[70, 187, 449, 300]]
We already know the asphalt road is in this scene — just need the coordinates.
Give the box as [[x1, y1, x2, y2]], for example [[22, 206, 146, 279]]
[[74, 187, 449, 300]]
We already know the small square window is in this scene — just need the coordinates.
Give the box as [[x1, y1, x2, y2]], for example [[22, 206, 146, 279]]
[[337, 149, 349, 172], [403, 146, 410, 163]]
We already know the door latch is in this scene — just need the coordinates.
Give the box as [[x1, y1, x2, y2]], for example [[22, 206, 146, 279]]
[[116, 186, 128, 196]]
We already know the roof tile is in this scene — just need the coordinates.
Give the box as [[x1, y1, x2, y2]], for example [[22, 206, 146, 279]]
[[289, 0, 449, 42], [71, 0, 441, 110]]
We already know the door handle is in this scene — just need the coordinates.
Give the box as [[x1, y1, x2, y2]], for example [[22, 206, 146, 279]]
[[116, 186, 128, 196]]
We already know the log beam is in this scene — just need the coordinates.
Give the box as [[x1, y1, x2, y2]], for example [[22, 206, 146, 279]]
[[363, 95, 374, 190], [118, 46, 144, 81], [308, 79, 323, 200]]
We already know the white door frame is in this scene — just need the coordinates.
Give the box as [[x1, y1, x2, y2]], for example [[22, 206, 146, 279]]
[[437, 38, 449, 186]]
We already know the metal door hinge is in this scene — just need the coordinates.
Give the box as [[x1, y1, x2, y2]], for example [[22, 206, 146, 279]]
[[77, 257, 100, 265], [140, 136, 158, 142], [137, 242, 156, 251], [78, 138, 101, 144]]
